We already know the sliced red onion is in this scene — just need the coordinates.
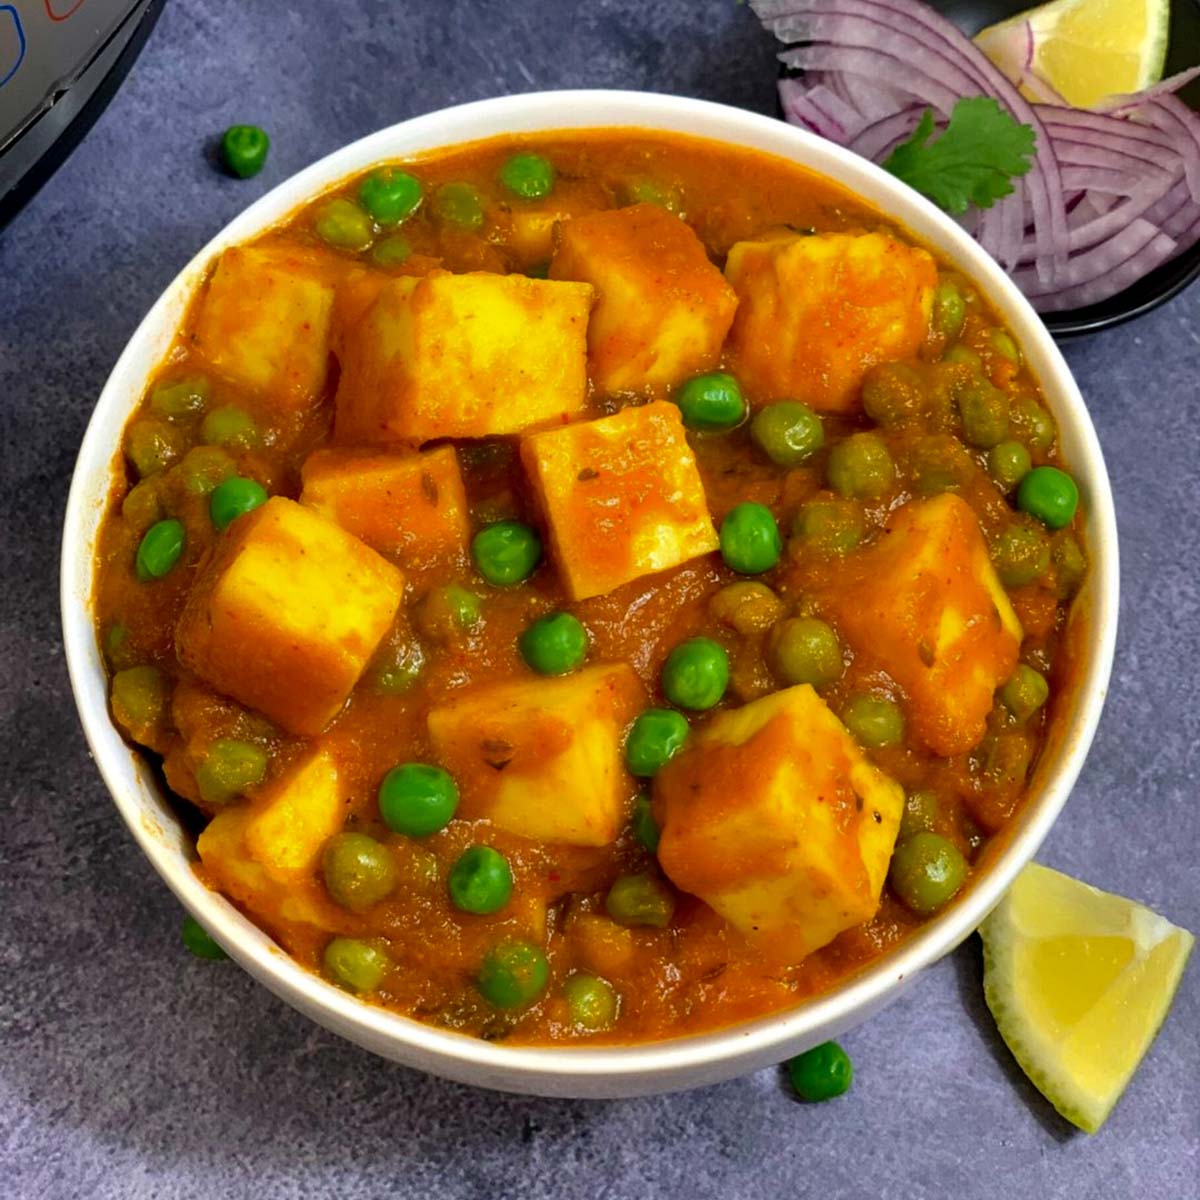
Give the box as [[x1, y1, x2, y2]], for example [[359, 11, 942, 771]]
[[1020, 229, 1179, 312], [846, 106, 925, 161]]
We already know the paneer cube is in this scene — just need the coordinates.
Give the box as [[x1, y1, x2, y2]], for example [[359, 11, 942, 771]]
[[176, 497, 404, 735], [724, 232, 936, 412], [550, 203, 737, 394], [822, 494, 1023, 757], [508, 203, 588, 263], [334, 269, 593, 444], [300, 444, 470, 569], [330, 266, 390, 361], [427, 663, 645, 846], [654, 684, 905, 962], [197, 744, 349, 931], [520, 400, 718, 600], [193, 244, 337, 408]]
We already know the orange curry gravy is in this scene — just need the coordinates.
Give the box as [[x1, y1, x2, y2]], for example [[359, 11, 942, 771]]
[[92, 130, 1086, 1044]]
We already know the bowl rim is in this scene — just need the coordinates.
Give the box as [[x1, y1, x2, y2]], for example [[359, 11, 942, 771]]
[[60, 88, 1120, 1096]]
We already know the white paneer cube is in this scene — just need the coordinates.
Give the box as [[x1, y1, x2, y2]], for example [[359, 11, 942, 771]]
[[300, 444, 470, 570], [333, 269, 593, 444], [821, 494, 1023, 757], [724, 231, 936, 412], [196, 745, 350, 933], [176, 497, 405, 736], [654, 684, 905, 962], [193, 244, 338, 408], [427, 663, 645, 846], [520, 400, 718, 600], [550, 203, 737, 394]]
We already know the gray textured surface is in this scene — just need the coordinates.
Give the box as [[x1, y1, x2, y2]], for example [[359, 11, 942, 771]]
[[1, 1, 1198, 1196]]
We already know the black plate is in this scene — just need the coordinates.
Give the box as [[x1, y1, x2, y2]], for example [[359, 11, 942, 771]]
[[933, 0, 1200, 336]]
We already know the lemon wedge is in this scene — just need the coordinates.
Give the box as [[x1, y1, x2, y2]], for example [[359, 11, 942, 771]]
[[979, 862, 1194, 1133], [975, 0, 1171, 108]]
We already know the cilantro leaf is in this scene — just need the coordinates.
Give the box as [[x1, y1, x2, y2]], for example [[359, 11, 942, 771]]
[[883, 97, 1036, 216]]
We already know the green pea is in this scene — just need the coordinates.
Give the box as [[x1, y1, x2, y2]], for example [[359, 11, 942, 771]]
[[908, 434, 970, 497], [841, 694, 904, 749], [720, 502, 782, 575], [519, 612, 588, 676], [889, 832, 968, 915], [125, 419, 183, 478], [787, 1041, 853, 1102], [500, 152, 555, 200], [181, 915, 227, 961], [150, 374, 210, 420], [122, 480, 163, 533], [988, 328, 1021, 365], [991, 522, 1050, 588], [448, 845, 514, 915], [370, 234, 412, 268], [944, 344, 982, 370], [827, 433, 895, 499], [1009, 394, 1055, 452], [378, 762, 459, 836], [110, 665, 168, 737], [792, 497, 863, 555], [358, 167, 422, 225], [768, 617, 842, 688], [899, 789, 939, 840], [957, 378, 1010, 448], [1000, 664, 1049, 723], [221, 124, 270, 178], [750, 400, 824, 465], [417, 584, 483, 640], [195, 738, 268, 807], [209, 476, 268, 531], [933, 281, 966, 344], [619, 177, 684, 213], [179, 446, 237, 496], [372, 640, 426, 694], [709, 581, 785, 635], [563, 973, 618, 1032], [672, 371, 746, 431], [862, 363, 927, 427], [661, 637, 729, 711], [314, 197, 375, 251], [201, 405, 260, 450], [1017, 466, 1079, 530], [1052, 533, 1087, 599], [625, 708, 689, 777], [477, 939, 549, 1008], [471, 521, 542, 586], [981, 727, 1035, 789], [322, 832, 398, 912], [631, 795, 661, 853], [136, 519, 186, 581], [605, 872, 675, 928], [988, 440, 1032, 491], [432, 181, 484, 230], [103, 623, 138, 671], [324, 937, 390, 994]]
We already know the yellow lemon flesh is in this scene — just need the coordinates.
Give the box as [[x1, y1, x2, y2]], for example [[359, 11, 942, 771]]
[[979, 861, 1193, 1133], [975, 0, 1171, 109]]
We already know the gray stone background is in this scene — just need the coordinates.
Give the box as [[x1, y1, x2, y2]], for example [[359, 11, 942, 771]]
[[1, 1, 1197, 1196]]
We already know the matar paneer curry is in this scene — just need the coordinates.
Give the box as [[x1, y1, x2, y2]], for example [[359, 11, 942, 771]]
[[93, 131, 1087, 1043]]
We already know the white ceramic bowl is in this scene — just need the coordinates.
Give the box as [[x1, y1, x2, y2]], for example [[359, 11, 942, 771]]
[[61, 90, 1119, 1098]]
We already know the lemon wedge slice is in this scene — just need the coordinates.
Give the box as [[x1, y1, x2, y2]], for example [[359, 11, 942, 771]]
[[979, 862, 1194, 1133], [975, 0, 1171, 108]]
